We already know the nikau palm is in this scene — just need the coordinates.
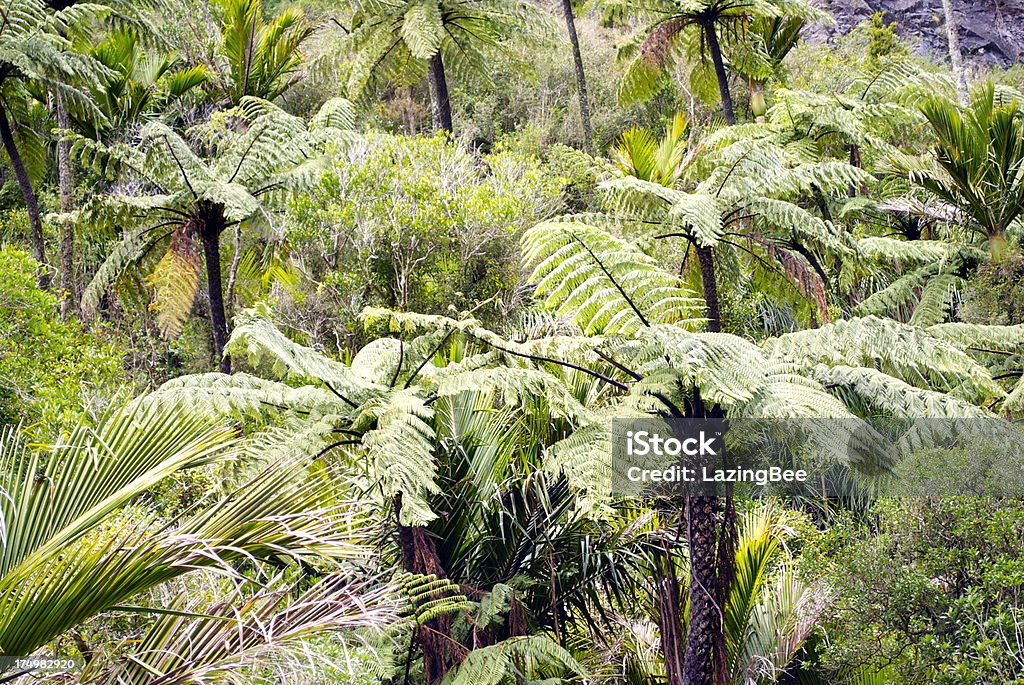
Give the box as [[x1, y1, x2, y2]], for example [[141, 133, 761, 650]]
[[71, 97, 357, 372], [0, 401, 395, 675], [84, 30, 208, 138], [215, 0, 314, 105], [914, 84, 1024, 260]]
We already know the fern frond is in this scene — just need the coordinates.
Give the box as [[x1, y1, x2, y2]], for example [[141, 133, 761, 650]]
[[440, 635, 585, 685], [227, 314, 383, 403], [907, 274, 960, 327], [152, 372, 348, 420], [522, 221, 704, 335], [811, 364, 989, 418], [435, 367, 592, 422], [354, 390, 438, 525], [146, 229, 201, 338], [925, 322, 1024, 354], [80, 227, 167, 319], [764, 317, 1004, 401], [853, 265, 935, 319], [856, 236, 971, 264]]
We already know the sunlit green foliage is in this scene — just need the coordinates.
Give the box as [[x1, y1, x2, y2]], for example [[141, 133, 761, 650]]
[[0, 247, 125, 434]]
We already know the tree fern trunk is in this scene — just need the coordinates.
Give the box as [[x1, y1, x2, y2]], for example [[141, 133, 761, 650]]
[[56, 92, 77, 318], [0, 105, 49, 286], [561, 0, 594, 154], [201, 212, 231, 374], [703, 20, 736, 126], [696, 244, 720, 332], [395, 495, 457, 684], [683, 495, 720, 685], [427, 52, 453, 134], [942, 0, 968, 106]]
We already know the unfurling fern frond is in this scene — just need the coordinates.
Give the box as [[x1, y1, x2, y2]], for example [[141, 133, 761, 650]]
[[397, 573, 472, 625], [522, 221, 704, 335], [146, 228, 201, 338]]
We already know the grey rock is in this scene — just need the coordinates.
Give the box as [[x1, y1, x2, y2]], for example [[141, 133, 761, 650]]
[[807, 0, 1024, 66]]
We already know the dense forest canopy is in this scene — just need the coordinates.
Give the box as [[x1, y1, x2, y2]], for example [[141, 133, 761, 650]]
[[1, 0, 1024, 683]]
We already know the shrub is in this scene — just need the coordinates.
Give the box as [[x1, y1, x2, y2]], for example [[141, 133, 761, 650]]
[[0, 247, 127, 435], [279, 132, 566, 352]]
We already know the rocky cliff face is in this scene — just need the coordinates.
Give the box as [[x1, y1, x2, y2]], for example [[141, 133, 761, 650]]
[[810, 0, 1024, 66]]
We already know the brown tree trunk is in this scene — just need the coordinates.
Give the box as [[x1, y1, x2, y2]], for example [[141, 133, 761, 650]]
[[561, 0, 594, 154], [0, 105, 49, 286], [942, 0, 968, 106], [56, 93, 77, 317], [201, 210, 231, 373], [703, 20, 736, 126], [395, 496, 457, 684], [696, 244, 720, 332], [683, 495, 721, 685], [427, 52, 453, 134]]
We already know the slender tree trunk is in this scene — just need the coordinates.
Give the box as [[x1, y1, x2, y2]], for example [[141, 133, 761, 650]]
[[703, 20, 736, 126], [56, 93, 77, 318], [201, 212, 231, 373], [0, 105, 49, 285], [561, 0, 595, 154], [655, 537, 686, 685], [684, 495, 721, 685], [427, 52, 453, 134], [942, 0, 968, 105], [395, 495, 457, 684], [696, 244, 720, 332]]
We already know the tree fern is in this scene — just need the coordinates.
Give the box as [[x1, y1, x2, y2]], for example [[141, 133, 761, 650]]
[[522, 221, 705, 335], [75, 96, 359, 369]]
